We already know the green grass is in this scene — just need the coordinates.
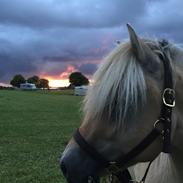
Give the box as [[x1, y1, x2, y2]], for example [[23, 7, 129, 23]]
[[0, 90, 82, 183]]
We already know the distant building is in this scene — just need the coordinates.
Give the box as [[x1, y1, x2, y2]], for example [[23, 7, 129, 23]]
[[20, 83, 36, 90], [74, 85, 88, 96]]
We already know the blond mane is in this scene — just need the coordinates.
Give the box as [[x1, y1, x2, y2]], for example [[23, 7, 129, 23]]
[[83, 41, 147, 128]]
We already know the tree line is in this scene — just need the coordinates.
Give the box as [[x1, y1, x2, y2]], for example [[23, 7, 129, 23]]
[[10, 74, 49, 88], [69, 72, 89, 87], [10, 72, 89, 88]]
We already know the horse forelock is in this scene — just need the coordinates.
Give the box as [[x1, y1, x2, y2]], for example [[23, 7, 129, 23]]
[[83, 39, 176, 130], [83, 42, 145, 129]]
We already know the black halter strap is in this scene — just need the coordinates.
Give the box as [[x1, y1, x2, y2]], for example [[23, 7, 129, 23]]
[[73, 40, 175, 181], [74, 128, 109, 167], [158, 40, 175, 153]]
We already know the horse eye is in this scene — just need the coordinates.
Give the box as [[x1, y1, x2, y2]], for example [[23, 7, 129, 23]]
[[154, 50, 164, 60], [158, 53, 164, 60]]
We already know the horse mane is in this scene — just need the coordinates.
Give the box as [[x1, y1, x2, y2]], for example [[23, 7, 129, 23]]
[[83, 39, 175, 129], [83, 41, 146, 128]]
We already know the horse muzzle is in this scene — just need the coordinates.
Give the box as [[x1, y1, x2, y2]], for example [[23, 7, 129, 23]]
[[60, 145, 100, 183]]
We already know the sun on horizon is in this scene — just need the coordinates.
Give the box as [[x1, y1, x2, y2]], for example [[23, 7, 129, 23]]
[[48, 79, 70, 88], [43, 65, 76, 88]]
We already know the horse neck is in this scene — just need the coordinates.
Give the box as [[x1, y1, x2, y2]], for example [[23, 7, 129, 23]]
[[134, 150, 183, 183], [173, 66, 183, 153], [141, 153, 181, 183], [145, 66, 183, 183], [163, 66, 183, 182], [134, 67, 183, 183]]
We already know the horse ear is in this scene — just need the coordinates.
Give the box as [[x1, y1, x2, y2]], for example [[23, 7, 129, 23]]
[[127, 23, 145, 62]]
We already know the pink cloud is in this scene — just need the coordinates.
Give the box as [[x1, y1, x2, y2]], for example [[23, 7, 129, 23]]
[[59, 65, 77, 79]]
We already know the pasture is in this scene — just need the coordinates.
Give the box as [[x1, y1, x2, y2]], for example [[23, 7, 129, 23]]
[[0, 90, 82, 183]]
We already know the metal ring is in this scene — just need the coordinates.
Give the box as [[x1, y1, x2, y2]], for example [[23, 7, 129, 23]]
[[154, 120, 164, 134], [154, 120, 160, 128]]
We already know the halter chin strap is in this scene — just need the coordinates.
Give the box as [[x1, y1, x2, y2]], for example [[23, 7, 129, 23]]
[[73, 40, 175, 181]]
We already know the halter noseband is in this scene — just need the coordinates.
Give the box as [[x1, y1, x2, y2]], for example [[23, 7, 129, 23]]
[[73, 40, 175, 182]]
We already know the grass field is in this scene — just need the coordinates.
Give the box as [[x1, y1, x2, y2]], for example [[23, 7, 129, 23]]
[[0, 90, 82, 183]]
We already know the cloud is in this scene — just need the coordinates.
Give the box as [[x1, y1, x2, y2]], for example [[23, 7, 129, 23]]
[[137, 0, 183, 41], [0, 24, 117, 82], [78, 63, 97, 75], [0, 0, 147, 29], [59, 65, 77, 80], [0, 0, 183, 84]]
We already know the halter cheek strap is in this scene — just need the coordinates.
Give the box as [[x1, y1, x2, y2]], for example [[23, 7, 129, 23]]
[[159, 41, 175, 153]]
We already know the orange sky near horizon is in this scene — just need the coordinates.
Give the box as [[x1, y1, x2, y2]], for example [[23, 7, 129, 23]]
[[1, 65, 92, 88], [41, 65, 75, 88], [46, 78, 70, 87]]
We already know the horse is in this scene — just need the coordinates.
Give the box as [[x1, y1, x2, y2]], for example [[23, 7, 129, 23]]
[[60, 24, 183, 183]]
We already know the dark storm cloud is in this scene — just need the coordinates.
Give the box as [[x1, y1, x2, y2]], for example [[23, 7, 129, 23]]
[[0, 0, 183, 83], [78, 63, 97, 75], [0, 25, 115, 82], [136, 0, 183, 41], [0, 0, 146, 28], [0, 53, 37, 80], [43, 43, 110, 62], [0, 37, 37, 81]]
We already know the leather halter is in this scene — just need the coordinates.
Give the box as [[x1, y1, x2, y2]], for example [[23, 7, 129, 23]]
[[73, 40, 175, 181]]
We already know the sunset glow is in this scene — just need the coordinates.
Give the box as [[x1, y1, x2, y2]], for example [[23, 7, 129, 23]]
[[48, 79, 70, 88], [41, 65, 76, 88], [60, 65, 76, 79]]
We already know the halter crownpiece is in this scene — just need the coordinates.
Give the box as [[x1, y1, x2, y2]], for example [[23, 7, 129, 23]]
[[73, 39, 175, 182]]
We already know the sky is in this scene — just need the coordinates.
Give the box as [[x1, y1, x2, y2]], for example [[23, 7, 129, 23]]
[[0, 0, 183, 87]]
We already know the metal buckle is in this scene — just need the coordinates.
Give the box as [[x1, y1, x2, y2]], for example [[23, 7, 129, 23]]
[[162, 88, 175, 108]]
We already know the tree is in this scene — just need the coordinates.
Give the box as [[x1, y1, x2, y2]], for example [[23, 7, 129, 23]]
[[10, 74, 26, 88], [38, 79, 49, 89], [27, 75, 40, 87], [69, 72, 89, 86]]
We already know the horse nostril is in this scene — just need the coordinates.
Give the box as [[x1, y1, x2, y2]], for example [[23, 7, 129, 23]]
[[60, 160, 67, 176]]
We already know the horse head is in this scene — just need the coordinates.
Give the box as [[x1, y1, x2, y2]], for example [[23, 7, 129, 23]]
[[60, 24, 183, 183]]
